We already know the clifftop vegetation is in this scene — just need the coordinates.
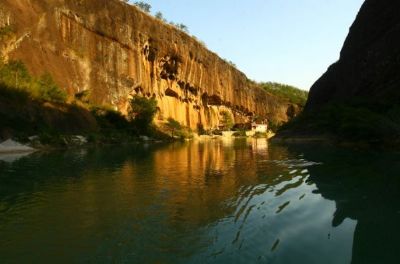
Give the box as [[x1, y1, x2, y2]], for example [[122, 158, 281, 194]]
[[1, 0, 302, 136], [259, 82, 308, 106], [121, 1, 191, 34]]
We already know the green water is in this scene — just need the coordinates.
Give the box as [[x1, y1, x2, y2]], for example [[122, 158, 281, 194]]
[[0, 138, 399, 263]]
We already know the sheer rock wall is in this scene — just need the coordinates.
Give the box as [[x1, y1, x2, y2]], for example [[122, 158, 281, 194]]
[[0, 0, 296, 129]]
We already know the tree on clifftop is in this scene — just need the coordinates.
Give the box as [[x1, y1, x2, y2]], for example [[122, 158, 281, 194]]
[[155, 11, 163, 20], [134, 1, 151, 13], [176, 23, 189, 33]]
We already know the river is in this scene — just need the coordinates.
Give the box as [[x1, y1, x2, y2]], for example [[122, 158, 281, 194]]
[[0, 138, 399, 263]]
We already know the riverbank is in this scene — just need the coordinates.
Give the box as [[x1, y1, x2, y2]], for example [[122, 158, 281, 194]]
[[0, 78, 173, 148], [0, 128, 277, 156], [272, 131, 400, 150], [273, 102, 400, 150], [0, 139, 36, 153]]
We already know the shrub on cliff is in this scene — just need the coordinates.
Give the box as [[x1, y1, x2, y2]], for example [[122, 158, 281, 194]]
[[223, 59, 237, 68], [129, 95, 157, 133], [0, 25, 14, 39]]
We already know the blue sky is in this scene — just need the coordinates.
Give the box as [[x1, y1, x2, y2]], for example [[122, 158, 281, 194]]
[[128, 0, 364, 90]]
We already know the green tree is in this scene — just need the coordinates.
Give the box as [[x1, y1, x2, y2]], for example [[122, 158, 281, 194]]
[[165, 117, 181, 137], [0, 60, 31, 89], [228, 60, 236, 68], [0, 61, 67, 102], [197, 123, 206, 135], [37, 73, 67, 103], [129, 95, 157, 133], [155, 11, 163, 20], [134, 1, 151, 13], [176, 23, 189, 33], [220, 110, 234, 130]]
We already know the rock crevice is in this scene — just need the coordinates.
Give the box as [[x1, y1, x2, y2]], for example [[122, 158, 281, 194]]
[[1, 0, 296, 129]]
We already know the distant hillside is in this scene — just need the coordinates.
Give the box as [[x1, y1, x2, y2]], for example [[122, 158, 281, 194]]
[[259, 82, 308, 106]]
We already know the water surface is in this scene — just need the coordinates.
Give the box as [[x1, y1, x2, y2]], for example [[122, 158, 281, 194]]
[[0, 138, 399, 263]]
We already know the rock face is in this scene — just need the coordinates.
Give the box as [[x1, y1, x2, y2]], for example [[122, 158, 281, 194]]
[[305, 0, 400, 111], [0, 0, 297, 130]]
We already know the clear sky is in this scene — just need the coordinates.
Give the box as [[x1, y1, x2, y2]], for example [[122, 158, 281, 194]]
[[128, 0, 364, 90]]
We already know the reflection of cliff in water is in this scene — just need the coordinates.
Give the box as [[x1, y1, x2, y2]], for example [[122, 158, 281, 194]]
[[294, 145, 400, 264], [145, 138, 289, 226]]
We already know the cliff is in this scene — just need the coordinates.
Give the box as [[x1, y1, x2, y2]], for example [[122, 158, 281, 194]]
[[278, 0, 400, 143], [306, 0, 400, 110], [0, 0, 297, 130]]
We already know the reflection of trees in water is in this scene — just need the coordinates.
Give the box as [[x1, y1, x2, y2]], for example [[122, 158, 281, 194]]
[[147, 139, 314, 255], [1, 140, 339, 262], [295, 145, 400, 264], [248, 137, 269, 154]]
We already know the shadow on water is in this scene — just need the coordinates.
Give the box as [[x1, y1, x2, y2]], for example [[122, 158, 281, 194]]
[[0, 143, 163, 201], [0, 139, 399, 263], [288, 144, 400, 264]]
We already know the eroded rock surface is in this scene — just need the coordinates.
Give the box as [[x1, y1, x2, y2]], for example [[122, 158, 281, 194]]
[[1, 0, 297, 129]]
